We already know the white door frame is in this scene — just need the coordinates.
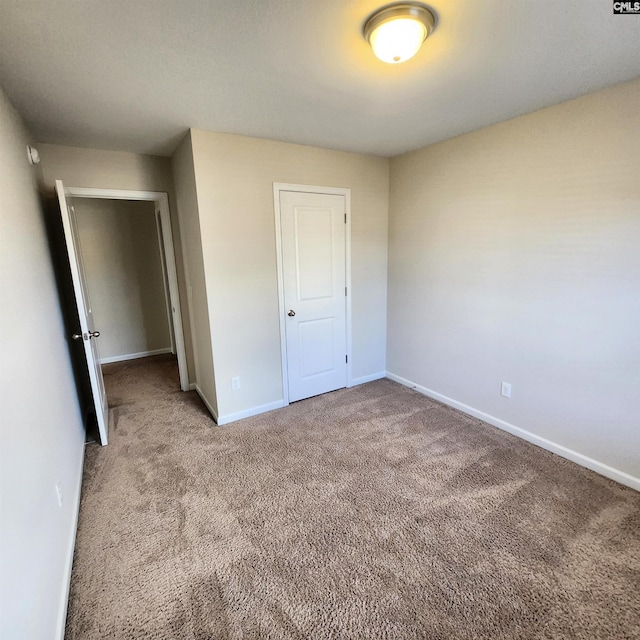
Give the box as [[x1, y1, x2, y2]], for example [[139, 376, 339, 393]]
[[65, 186, 190, 392], [154, 209, 176, 354], [273, 183, 352, 406]]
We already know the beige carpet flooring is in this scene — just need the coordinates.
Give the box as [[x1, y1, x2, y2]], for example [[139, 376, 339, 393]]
[[65, 355, 640, 639]]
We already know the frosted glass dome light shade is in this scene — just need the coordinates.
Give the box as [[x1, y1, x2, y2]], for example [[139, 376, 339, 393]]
[[364, 4, 435, 64]]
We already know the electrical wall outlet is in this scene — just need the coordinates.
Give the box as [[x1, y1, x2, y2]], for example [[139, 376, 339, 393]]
[[231, 376, 240, 391], [501, 382, 512, 398], [55, 481, 63, 507]]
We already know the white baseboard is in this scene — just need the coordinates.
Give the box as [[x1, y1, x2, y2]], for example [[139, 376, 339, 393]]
[[213, 371, 385, 427], [386, 372, 640, 492], [55, 440, 85, 640], [195, 385, 218, 423], [217, 399, 286, 426], [100, 348, 172, 365], [188, 382, 197, 391], [348, 371, 386, 387]]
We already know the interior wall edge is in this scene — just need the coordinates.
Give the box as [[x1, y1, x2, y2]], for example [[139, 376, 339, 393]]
[[195, 385, 219, 423], [386, 372, 640, 492], [170, 130, 218, 411], [172, 133, 200, 388], [188, 130, 226, 410], [54, 447, 85, 640]]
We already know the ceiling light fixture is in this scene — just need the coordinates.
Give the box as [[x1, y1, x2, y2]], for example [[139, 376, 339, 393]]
[[364, 3, 436, 64]]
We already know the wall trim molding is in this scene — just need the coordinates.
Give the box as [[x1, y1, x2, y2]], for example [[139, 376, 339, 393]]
[[195, 385, 218, 423], [217, 399, 287, 426], [188, 382, 197, 391], [100, 348, 172, 365], [214, 371, 386, 426], [386, 372, 640, 492], [55, 442, 85, 640], [348, 371, 386, 387]]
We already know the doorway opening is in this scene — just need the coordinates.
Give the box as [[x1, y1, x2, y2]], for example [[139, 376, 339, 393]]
[[74, 199, 174, 362], [56, 183, 189, 445]]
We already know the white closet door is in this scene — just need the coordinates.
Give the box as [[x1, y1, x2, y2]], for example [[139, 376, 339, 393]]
[[280, 190, 347, 402]]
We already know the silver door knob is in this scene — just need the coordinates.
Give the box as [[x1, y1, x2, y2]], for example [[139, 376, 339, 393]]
[[72, 333, 83, 340], [89, 330, 101, 338], [287, 310, 296, 317]]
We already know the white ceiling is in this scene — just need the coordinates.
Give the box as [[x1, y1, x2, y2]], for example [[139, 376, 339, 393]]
[[1, 0, 639, 157]]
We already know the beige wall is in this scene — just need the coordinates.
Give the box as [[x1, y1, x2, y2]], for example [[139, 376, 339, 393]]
[[74, 199, 171, 362], [171, 133, 217, 415], [0, 88, 85, 639], [37, 144, 195, 382], [387, 79, 640, 479], [189, 130, 389, 420]]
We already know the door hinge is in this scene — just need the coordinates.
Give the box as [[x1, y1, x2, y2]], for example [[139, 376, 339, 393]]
[[344, 213, 347, 224], [345, 286, 347, 297], [346, 355, 348, 363]]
